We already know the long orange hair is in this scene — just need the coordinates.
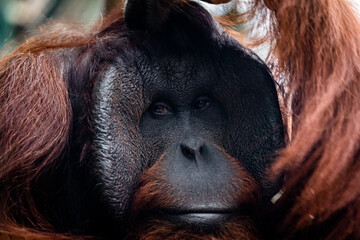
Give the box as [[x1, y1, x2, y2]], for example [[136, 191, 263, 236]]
[[247, 0, 360, 238]]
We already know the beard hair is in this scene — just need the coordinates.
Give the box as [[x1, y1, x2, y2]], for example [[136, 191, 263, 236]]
[[124, 216, 262, 240]]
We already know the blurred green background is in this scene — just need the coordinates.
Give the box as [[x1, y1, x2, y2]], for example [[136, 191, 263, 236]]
[[0, 0, 119, 49]]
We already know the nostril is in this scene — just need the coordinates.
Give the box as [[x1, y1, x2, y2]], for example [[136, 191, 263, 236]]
[[181, 144, 196, 160], [199, 145, 204, 155]]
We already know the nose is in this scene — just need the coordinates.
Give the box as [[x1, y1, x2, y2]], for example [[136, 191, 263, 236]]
[[180, 138, 204, 160]]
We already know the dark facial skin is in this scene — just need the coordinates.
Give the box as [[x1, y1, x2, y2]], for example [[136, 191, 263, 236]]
[[139, 62, 233, 222]]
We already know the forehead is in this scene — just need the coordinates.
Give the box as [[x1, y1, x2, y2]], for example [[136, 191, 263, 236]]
[[124, 45, 269, 103], [140, 54, 217, 102], [94, 30, 274, 115]]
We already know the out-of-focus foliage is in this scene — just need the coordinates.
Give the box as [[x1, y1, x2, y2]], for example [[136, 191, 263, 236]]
[[0, 0, 109, 49]]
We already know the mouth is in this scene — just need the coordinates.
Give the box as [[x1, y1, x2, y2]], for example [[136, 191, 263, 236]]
[[152, 208, 241, 225], [171, 212, 234, 224]]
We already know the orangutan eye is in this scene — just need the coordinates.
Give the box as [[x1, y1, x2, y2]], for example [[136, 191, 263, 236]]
[[193, 97, 211, 111], [151, 102, 172, 117]]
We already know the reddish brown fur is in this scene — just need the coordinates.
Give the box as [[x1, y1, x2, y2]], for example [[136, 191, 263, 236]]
[[0, 27, 93, 239], [0, 0, 359, 239]]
